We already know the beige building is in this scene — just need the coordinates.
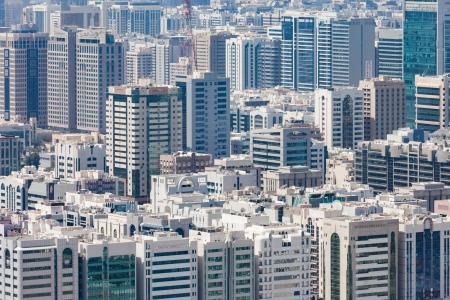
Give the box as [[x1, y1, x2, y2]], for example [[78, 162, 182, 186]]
[[106, 85, 182, 200], [359, 76, 405, 141], [193, 31, 232, 77], [262, 165, 322, 193], [160, 151, 212, 175], [320, 215, 399, 300], [415, 74, 450, 132]]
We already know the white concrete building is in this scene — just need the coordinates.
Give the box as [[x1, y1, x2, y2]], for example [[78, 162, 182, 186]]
[[190, 229, 255, 300], [319, 215, 398, 300], [135, 232, 198, 300], [245, 224, 311, 300], [126, 45, 155, 85], [0, 235, 79, 299], [203, 167, 259, 194], [55, 142, 105, 179], [249, 107, 283, 131], [315, 87, 364, 149]]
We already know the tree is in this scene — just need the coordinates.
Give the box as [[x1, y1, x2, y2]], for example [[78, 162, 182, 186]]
[[24, 152, 40, 168]]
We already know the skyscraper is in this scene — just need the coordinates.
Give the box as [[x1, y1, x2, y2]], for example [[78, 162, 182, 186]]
[[315, 87, 365, 149], [108, 2, 162, 37], [403, 0, 450, 126], [359, 76, 405, 140], [47, 27, 77, 131], [106, 85, 182, 199], [176, 72, 230, 158], [0, 25, 48, 128], [376, 28, 403, 80], [226, 35, 281, 90], [76, 29, 124, 133], [194, 31, 232, 77]]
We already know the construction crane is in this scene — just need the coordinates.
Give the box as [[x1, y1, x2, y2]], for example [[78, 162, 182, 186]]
[[182, 0, 197, 71]]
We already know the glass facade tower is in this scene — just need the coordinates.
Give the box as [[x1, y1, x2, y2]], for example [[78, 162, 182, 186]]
[[403, 0, 450, 127]]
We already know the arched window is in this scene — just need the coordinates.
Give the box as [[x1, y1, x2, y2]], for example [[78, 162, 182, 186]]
[[330, 233, 340, 300], [113, 229, 118, 238], [4, 249, 10, 268], [175, 228, 185, 237], [130, 225, 136, 236], [100, 227, 104, 234], [62, 248, 73, 268]]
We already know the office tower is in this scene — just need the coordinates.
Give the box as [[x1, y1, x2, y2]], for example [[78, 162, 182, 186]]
[[0, 25, 48, 128], [190, 229, 255, 300], [176, 72, 230, 158], [76, 29, 124, 133], [79, 238, 136, 300], [108, 2, 161, 37], [415, 74, 450, 132], [47, 27, 77, 131], [359, 76, 406, 140], [169, 57, 193, 85], [135, 232, 198, 300], [126, 44, 155, 85], [226, 35, 281, 90], [0, 235, 79, 299], [376, 28, 403, 79], [281, 14, 375, 91], [315, 87, 364, 149], [54, 141, 106, 179], [355, 131, 450, 193], [4, 0, 26, 27], [194, 31, 232, 77], [250, 125, 311, 171], [22, 3, 60, 33], [398, 215, 450, 299], [403, 0, 450, 126], [0, 135, 22, 175], [246, 224, 311, 300], [317, 17, 376, 89], [155, 37, 189, 85], [280, 14, 316, 91], [320, 216, 398, 300], [49, 5, 101, 36], [106, 85, 182, 199]]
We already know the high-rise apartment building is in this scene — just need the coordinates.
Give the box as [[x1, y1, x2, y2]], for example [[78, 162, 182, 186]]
[[0, 25, 48, 128], [415, 74, 450, 132], [320, 216, 399, 300], [250, 125, 311, 171], [47, 27, 78, 131], [403, 0, 450, 126], [376, 28, 403, 80], [176, 72, 230, 158], [106, 85, 182, 199], [359, 76, 405, 140], [0, 235, 79, 299], [0, 135, 22, 176], [135, 232, 198, 300], [246, 224, 311, 300], [190, 229, 255, 300], [108, 2, 161, 37], [125, 45, 155, 85], [315, 87, 364, 149], [194, 31, 232, 77], [76, 29, 124, 133], [226, 35, 281, 90]]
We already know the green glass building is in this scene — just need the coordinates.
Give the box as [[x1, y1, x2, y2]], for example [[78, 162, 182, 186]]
[[79, 241, 136, 300], [403, 0, 450, 127]]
